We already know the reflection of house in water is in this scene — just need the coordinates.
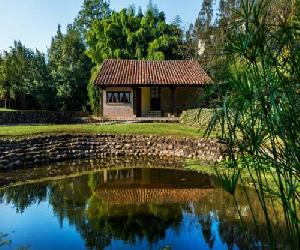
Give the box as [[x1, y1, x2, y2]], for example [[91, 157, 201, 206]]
[[103, 168, 138, 183], [97, 168, 214, 205]]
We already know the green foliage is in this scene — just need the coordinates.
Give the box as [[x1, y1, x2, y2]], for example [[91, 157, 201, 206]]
[[0, 41, 53, 110], [0, 41, 34, 100], [216, 169, 240, 196], [87, 65, 101, 115], [183, 0, 237, 83], [185, 157, 283, 191], [48, 25, 92, 111], [198, 0, 214, 32], [84, 4, 185, 114], [73, 0, 111, 36], [86, 6, 184, 64], [1, 0, 111, 112], [73, 0, 112, 114], [207, 0, 300, 248], [0, 2, 189, 113], [0, 26, 92, 111], [180, 108, 215, 130]]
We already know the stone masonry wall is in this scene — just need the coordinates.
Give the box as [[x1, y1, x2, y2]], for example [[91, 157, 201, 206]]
[[103, 87, 135, 119], [161, 87, 204, 116], [0, 111, 89, 125], [0, 134, 226, 170]]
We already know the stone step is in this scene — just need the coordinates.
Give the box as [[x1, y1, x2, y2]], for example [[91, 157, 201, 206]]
[[146, 111, 162, 117]]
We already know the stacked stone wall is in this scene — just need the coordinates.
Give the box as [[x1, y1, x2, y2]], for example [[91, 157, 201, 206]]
[[0, 134, 226, 170]]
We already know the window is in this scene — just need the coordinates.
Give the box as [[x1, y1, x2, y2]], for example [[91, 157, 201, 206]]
[[106, 91, 131, 103], [150, 87, 161, 98]]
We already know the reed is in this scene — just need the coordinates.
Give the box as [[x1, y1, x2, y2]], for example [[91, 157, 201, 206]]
[[206, 0, 300, 248]]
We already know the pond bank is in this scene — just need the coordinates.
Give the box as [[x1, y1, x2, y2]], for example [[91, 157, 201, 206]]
[[0, 134, 225, 171], [0, 156, 190, 188]]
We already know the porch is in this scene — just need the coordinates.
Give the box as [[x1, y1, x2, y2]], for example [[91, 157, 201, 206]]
[[95, 59, 212, 120], [102, 86, 203, 120]]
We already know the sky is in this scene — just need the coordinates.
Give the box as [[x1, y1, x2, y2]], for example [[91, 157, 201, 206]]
[[0, 0, 202, 53]]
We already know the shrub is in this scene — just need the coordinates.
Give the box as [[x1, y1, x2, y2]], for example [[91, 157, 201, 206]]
[[87, 65, 101, 116], [180, 108, 215, 129]]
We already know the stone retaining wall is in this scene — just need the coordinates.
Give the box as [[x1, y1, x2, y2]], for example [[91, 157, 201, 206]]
[[0, 111, 90, 125], [0, 156, 187, 187], [0, 134, 226, 170]]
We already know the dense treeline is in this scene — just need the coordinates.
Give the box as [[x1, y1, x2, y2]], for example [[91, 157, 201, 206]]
[[0, 0, 239, 112], [0, 0, 292, 112], [0, 41, 52, 110], [85, 1, 185, 114]]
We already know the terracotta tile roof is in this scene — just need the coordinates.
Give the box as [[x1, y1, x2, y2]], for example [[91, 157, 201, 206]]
[[94, 59, 212, 86], [96, 187, 214, 205]]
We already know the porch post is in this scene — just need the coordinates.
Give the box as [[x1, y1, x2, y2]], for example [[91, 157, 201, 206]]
[[132, 87, 137, 116], [170, 86, 176, 116], [100, 87, 106, 117]]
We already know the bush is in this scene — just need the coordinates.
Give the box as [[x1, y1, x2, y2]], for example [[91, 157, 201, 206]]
[[88, 65, 101, 116], [180, 108, 215, 129]]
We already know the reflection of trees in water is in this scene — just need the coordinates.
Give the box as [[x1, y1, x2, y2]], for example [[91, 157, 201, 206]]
[[198, 213, 216, 249], [48, 175, 92, 227], [88, 197, 182, 245], [0, 170, 288, 250], [194, 187, 288, 250], [0, 184, 47, 213], [0, 172, 184, 249], [85, 173, 184, 247]]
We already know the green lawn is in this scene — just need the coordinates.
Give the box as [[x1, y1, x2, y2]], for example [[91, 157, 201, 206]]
[[184, 159, 290, 191], [0, 123, 217, 138], [0, 108, 16, 112]]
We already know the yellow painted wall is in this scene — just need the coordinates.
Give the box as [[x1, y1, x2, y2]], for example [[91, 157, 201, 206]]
[[141, 87, 150, 116]]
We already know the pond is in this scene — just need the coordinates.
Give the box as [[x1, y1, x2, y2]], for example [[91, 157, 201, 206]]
[[0, 157, 287, 250]]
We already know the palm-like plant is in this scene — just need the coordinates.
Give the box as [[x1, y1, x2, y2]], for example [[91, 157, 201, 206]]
[[208, 0, 300, 249]]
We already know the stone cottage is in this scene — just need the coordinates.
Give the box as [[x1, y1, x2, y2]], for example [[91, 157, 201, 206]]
[[94, 59, 212, 119]]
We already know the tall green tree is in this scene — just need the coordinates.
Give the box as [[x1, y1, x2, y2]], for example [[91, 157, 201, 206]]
[[48, 25, 92, 111], [85, 5, 183, 114], [73, 0, 112, 115], [181, 0, 228, 95], [29, 50, 54, 110], [0, 41, 52, 109], [86, 7, 183, 64], [0, 41, 34, 108], [197, 0, 214, 33], [73, 0, 111, 37], [0, 52, 6, 99], [183, 0, 243, 83]]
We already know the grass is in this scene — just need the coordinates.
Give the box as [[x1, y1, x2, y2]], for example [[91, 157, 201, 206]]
[[0, 123, 218, 138], [0, 108, 16, 112], [184, 159, 289, 191]]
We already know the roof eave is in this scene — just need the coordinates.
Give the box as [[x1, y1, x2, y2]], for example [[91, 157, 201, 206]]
[[94, 83, 213, 88]]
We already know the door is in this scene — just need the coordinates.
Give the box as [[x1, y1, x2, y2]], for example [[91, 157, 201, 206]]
[[150, 87, 161, 111], [134, 88, 142, 117]]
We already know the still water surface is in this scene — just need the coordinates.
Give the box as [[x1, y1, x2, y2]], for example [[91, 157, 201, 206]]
[[0, 160, 285, 250]]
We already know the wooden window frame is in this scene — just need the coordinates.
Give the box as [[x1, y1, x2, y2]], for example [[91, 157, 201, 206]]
[[150, 87, 161, 98], [106, 91, 131, 104]]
